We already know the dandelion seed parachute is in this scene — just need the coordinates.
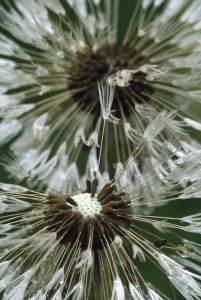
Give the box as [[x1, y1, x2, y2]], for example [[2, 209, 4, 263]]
[[0, 138, 201, 300], [1, 0, 201, 190]]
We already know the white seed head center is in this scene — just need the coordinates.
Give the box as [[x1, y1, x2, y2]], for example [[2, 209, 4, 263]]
[[72, 193, 101, 218]]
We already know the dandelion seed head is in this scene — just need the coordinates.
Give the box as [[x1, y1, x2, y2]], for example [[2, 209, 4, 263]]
[[1, 140, 201, 299], [44, 178, 131, 251], [1, 0, 201, 186]]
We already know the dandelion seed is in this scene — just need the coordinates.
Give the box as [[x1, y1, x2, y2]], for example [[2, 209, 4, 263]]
[[0, 0, 201, 188], [143, 110, 176, 142], [98, 82, 119, 124]]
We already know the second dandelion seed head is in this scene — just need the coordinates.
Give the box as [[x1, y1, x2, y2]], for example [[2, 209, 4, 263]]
[[44, 178, 131, 251]]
